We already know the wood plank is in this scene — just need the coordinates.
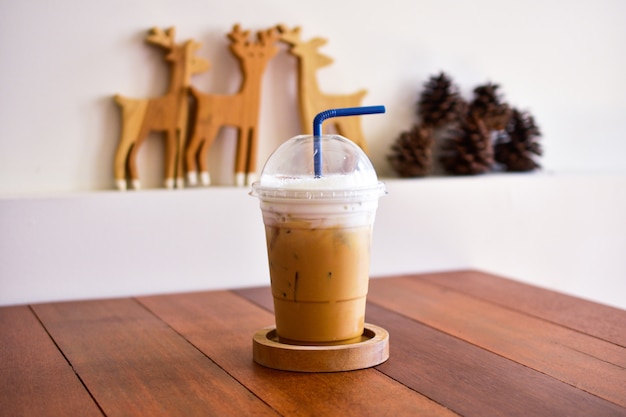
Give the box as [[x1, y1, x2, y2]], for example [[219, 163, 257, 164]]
[[367, 275, 626, 407], [237, 285, 626, 417], [32, 298, 278, 417], [367, 302, 626, 417], [416, 270, 626, 347], [0, 305, 103, 417], [137, 290, 459, 417], [235, 286, 274, 311]]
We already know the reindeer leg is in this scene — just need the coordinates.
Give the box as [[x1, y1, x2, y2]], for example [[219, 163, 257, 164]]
[[114, 96, 148, 190], [176, 143, 186, 188], [127, 141, 141, 190], [185, 127, 202, 186], [114, 140, 131, 191], [175, 104, 190, 189], [114, 115, 132, 191], [197, 141, 211, 186], [197, 124, 220, 186], [245, 127, 258, 185], [127, 119, 152, 190], [234, 127, 249, 187], [175, 126, 186, 189], [164, 128, 177, 189]]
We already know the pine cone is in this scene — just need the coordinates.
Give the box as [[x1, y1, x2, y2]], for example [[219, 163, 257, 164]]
[[495, 109, 542, 172], [388, 125, 434, 177], [418, 72, 466, 129], [440, 115, 493, 175], [469, 83, 511, 130]]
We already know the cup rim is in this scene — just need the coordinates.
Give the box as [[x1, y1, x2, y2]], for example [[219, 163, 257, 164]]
[[250, 181, 387, 202]]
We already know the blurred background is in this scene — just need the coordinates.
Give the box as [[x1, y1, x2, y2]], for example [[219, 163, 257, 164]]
[[1, 0, 624, 308], [1, 0, 625, 191]]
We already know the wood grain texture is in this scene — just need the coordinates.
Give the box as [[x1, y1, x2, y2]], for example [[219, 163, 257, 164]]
[[236, 278, 626, 417], [186, 25, 280, 186], [137, 290, 458, 417], [113, 27, 209, 190], [367, 302, 625, 417], [6, 271, 625, 417], [31, 298, 277, 417], [276, 25, 370, 153], [367, 274, 626, 407], [235, 285, 274, 311], [251, 324, 389, 372], [0, 305, 103, 417], [416, 270, 626, 347]]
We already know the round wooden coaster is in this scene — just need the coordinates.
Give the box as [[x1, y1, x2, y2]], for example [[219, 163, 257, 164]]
[[252, 323, 389, 372]]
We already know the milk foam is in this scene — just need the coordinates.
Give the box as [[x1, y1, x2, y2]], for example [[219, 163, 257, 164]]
[[259, 171, 378, 190]]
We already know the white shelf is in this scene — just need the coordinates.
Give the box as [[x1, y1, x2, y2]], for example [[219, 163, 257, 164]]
[[1, 172, 625, 310]]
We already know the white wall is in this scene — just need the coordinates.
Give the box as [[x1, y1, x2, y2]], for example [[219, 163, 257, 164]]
[[1, 1, 625, 308], [1, 0, 625, 193], [1, 174, 625, 309]]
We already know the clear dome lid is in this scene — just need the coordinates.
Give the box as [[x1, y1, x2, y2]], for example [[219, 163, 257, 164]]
[[251, 134, 385, 201]]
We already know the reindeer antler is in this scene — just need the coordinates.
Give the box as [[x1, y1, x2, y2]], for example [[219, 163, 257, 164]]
[[146, 27, 176, 49], [277, 25, 328, 52], [227, 24, 251, 45], [228, 24, 280, 59], [186, 40, 211, 74], [276, 24, 302, 46], [258, 26, 280, 47]]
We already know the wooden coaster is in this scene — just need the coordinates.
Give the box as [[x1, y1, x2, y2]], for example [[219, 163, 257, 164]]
[[252, 323, 389, 372]]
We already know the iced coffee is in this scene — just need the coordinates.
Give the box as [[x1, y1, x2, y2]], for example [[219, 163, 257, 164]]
[[251, 134, 385, 345], [265, 210, 373, 344]]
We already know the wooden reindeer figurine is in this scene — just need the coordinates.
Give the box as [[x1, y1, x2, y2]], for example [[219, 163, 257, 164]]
[[278, 25, 370, 153], [114, 27, 210, 190], [185, 24, 280, 187]]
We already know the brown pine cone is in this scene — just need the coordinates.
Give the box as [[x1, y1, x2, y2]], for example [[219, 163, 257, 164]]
[[418, 72, 467, 129], [440, 115, 493, 175], [388, 125, 434, 177], [469, 83, 511, 130], [495, 109, 542, 172]]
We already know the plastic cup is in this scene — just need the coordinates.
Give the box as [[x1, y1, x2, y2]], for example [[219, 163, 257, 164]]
[[251, 134, 386, 345]]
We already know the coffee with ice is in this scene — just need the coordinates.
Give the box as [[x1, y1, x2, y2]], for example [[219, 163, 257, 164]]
[[251, 133, 385, 345]]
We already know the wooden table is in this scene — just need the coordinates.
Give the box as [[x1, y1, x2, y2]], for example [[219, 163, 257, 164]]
[[2, 270, 625, 416]]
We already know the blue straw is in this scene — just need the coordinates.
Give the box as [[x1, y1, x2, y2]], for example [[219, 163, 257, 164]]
[[312, 105, 386, 177]]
